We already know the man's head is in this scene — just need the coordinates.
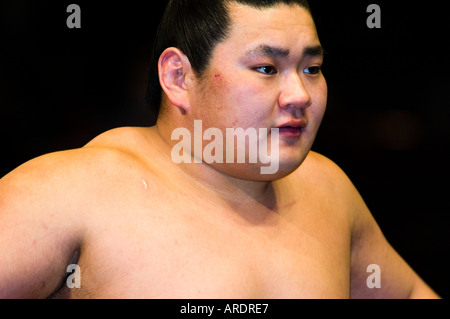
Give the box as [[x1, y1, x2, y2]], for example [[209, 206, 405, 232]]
[[147, 0, 311, 115], [151, 0, 327, 181]]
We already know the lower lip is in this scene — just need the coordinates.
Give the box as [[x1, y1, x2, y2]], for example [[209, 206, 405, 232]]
[[278, 127, 302, 138]]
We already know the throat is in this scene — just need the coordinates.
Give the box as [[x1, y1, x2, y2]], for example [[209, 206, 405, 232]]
[[211, 180, 280, 224]]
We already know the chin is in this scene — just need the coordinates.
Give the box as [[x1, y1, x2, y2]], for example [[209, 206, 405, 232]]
[[213, 159, 303, 182], [206, 146, 310, 182], [267, 161, 303, 181]]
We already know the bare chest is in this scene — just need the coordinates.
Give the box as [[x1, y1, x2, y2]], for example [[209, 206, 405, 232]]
[[70, 188, 351, 298]]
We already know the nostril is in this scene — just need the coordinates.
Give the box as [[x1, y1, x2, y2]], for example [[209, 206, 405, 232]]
[[278, 87, 312, 110]]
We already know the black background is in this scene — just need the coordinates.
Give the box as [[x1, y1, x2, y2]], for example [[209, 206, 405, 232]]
[[0, 1, 448, 298]]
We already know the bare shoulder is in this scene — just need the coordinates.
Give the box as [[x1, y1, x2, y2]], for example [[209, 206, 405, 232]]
[[290, 150, 373, 238], [0, 127, 158, 298], [84, 126, 152, 151], [293, 150, 369, 230], [278, 151, 364, 237], [295, 153, 440, 298], [1, 127, 162, 210], [0, 127, 170, 240], [2, 127, 148, 195], [296, 150, 346, 177], [289, 151, 361, 202]]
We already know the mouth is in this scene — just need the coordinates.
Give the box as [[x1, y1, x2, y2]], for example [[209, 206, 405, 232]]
[[275, 120, 307, 138]]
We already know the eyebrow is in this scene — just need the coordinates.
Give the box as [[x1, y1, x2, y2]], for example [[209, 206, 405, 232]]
[[303, 45, 325, 58], [245, 45, 290, 59], [245, 44, 325, 59]]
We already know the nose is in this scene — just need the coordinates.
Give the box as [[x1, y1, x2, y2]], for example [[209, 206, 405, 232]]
[[278, 73, 312, 111]]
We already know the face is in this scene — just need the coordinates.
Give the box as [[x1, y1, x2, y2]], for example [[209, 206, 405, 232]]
[[187, 3, 327, 180]]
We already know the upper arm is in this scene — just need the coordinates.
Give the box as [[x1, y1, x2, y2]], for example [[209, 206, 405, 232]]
[[350, 204, 440, 299], [0, 152, 86, 298], [346, 170, 440, 299], [304, 152, 439, 299]]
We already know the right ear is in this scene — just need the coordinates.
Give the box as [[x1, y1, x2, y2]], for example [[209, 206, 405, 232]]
[[158, 47, 193, 113]]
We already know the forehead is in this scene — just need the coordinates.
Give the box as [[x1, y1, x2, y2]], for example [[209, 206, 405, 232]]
[[222, 3, 320, 54]]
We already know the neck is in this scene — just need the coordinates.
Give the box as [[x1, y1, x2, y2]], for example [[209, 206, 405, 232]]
[[152, 117, 278, 213]]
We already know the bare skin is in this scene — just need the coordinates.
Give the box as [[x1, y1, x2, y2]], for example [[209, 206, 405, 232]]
[[0, 3, 439, 299], [0, 127, 438, 298]]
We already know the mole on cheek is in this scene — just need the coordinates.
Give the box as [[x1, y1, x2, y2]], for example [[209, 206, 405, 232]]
[[213, 73, 224, 90]]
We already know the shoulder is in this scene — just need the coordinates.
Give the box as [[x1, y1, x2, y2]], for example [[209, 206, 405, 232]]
[[84, 126, 151, 151], [284, 151, 367, 228], [0, 127, 157, 215], [0, 128, 152, 298], [291, 151, 359, 197], [296, 153, 435, 298], [298, 150, 344, 176]]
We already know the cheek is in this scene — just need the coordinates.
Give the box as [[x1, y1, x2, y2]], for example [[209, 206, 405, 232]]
[[308, 80, 328, 123], [207, 72, 274, 128], [210, 73, 231, 111]]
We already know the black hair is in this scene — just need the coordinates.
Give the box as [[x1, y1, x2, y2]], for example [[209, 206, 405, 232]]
[[147, 0, 311, 117]]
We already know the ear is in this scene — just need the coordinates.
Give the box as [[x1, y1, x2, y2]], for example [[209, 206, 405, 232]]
[[158, 47, 193, 113]]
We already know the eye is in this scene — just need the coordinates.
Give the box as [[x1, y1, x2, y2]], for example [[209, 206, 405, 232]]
[[255, 65, 277, 75], [304, 66, 322, 75]]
